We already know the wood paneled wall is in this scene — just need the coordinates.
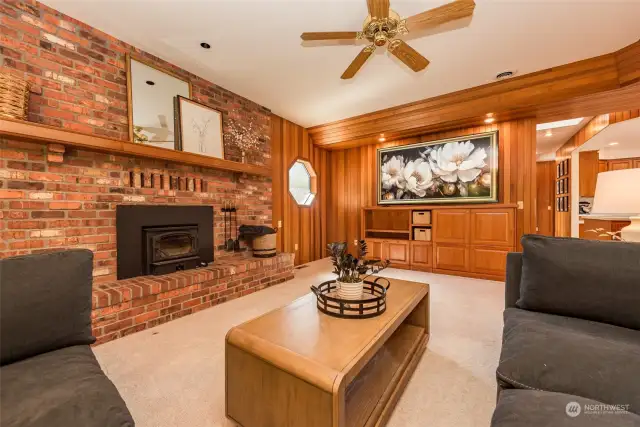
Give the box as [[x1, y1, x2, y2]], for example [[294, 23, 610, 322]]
[[536, 161, 556, 236], [326, 120, 537, 250], [271, 115, 329, 265], [554, 110, 640, 237]]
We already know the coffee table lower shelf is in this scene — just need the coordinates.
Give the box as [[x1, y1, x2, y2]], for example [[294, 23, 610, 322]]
[[346, 324, 427, 427]]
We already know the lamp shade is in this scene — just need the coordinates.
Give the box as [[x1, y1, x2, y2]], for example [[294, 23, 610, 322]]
[[591, 169, 640, 215]]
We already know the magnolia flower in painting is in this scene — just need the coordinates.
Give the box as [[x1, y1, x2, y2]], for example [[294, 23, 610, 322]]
[[381, 156, 406, 189], [429, 141, 487, 183], [403, 159, 433, 197]]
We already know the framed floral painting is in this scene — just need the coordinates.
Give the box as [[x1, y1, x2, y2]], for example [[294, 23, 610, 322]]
[[377, 131, 499, 205]]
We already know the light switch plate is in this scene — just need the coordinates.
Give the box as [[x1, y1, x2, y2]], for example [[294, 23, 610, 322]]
[[354, 240, 358, 246], [277, 220, 282, 228], [294, 243, 298, 251], [517, 201, 524, 210]]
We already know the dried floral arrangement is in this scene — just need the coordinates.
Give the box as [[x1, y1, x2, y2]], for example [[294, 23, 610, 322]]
[[327, 240, 389, 283], [224, 116, 265, 155]]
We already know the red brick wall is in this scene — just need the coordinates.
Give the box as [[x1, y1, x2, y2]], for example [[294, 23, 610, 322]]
[[0, 0, 275, 278], [0, 0, 270, 164], [0, 138, 272, 282]]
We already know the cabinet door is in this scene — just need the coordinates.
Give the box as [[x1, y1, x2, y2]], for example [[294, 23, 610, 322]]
[[470, 246, 510, 277], [367, 239, 386, 260], [434, 243, 469, 272], [410, 242, 432, 268], [433, 210, 470, 244], [598, 160, 608, 173], [608, 160, 632, 171], [470, 209, 515, 247], [387, 241, 409, 266], [634, 159, 640, 169]]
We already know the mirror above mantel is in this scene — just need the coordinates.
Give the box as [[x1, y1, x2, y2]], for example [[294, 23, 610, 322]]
[[126, 55, 191, 149]]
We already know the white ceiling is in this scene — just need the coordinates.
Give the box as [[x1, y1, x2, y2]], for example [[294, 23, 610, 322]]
[[536, 117, 590, 161], [579, 117, 640, 159], [42, 0, 640, 128]]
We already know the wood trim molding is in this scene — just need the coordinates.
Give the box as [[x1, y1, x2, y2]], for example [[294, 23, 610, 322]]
[[309, 39, 640, 149], [0, 118, 271, 177]]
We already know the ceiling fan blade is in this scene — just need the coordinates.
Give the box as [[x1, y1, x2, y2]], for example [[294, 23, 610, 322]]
[[301, 32, 359, 41], [388, 40, 430, 72], [367, 0, 390, 18], [341, 46, 376, 79], [405, 0, 476, 32]]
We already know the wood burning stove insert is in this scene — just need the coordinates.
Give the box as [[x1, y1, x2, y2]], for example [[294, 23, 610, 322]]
[[116, 205, 213, 280]]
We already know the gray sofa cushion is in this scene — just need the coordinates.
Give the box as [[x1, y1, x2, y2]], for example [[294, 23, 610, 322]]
[[497, 308, 640, 415], [492, 390, 640, 427], [517, 235, 640, 330], [0, 345, 134, 427], [0, 250, 96, 365]]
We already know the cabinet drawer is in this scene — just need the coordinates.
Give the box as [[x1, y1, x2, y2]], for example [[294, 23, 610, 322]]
[[470, 246, 511, 277], [413, 228, 431, 241], [434, 244, 469, 272]]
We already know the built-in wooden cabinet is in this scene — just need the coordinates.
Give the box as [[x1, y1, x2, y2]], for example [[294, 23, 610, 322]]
[[470, 246, 510, 277], [362, 204, 516, 280], [434, 243, 469, 272], [608, 159, 633, 170], [410, 242, 432, 270], [365, 239, 410, 267], [635, 159, 640, 168], [432, 210, 469, 244], [469, 209, 515, 246]]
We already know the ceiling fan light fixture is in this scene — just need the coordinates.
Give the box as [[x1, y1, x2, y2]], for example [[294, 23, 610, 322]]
[[484, 117, 495, 124], [545, 130, 553, 137], [378, 136, 386, 142]]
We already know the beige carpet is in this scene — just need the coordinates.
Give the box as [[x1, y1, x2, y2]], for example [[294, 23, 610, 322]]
[[95, 258, 505, 427]]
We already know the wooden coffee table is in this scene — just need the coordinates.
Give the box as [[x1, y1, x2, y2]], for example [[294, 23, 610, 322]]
[[225, 278, 429, 427]]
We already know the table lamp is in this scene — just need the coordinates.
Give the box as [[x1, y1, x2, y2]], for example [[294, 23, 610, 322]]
[[591, 169, 640, 242]]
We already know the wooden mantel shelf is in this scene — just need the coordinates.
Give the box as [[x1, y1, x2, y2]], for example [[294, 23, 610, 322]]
[[0, 118, 271, 177]]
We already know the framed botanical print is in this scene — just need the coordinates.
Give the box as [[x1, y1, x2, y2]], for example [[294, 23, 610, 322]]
[[377, 131, 499, 205], [175, 96, 224, 159]]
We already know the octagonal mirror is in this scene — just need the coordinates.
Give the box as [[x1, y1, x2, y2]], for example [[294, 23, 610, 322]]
[[288, 159, 317, 206]]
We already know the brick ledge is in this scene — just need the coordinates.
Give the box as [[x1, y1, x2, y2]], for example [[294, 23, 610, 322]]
[[91, 252, 295, 345], [92, 252, 294, 309]]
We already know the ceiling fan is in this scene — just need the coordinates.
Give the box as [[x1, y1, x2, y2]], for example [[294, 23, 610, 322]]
[[300, 0, 476, 79]]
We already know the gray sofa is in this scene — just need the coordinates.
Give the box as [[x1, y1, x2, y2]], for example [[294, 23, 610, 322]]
[[491, 235, 640, 427], [0, 250, 135, 427]]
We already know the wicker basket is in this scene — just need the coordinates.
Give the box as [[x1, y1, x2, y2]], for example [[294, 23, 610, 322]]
[[0, 72, 30, 120], [252, 233, 276, 258]]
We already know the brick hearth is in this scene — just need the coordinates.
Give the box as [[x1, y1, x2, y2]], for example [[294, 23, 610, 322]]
[[91, 252, 294, 345]]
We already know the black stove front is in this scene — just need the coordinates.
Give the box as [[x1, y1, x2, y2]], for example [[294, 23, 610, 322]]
[[116, 205, 213, 279]]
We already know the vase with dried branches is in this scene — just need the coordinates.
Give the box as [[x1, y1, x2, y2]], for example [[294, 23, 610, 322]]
[[224, 117, 263, 163]]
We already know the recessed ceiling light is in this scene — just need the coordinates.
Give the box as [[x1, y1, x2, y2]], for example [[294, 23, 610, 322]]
[[495, 70, 516, 80], [536, 118, 584, 131], [145, 80, 155, 86], [609, 142, 619, 146], [484, 117, 495, 124], [200, 42, 211, 49], [545, 130, 553, 137]]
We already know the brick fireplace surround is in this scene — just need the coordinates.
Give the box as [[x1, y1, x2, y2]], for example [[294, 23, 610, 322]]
[[0, 0, 296, 344]]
